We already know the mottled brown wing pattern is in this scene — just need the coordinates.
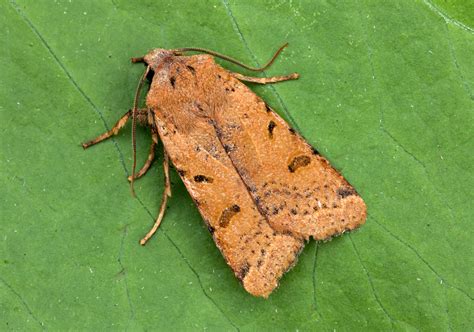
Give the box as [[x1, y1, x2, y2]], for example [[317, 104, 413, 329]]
[[146, 54, 366, 297], [209, 69, 367, 241], [147, 55, 303, 297]]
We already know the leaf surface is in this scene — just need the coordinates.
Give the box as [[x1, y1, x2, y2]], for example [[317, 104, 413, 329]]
[[1, 0, 473, 330]]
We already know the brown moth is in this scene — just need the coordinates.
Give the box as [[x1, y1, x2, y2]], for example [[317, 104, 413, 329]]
[[82, 44, 367, 298]]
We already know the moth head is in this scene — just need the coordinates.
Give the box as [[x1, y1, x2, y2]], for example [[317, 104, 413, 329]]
[[140, 48, 176, 71]]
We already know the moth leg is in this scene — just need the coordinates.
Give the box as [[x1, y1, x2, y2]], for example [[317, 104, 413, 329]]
[[127, 129, 159, 182], [82, 110, 132, 149], [82, 108, 151, 149], [131, 56, 144, 63], [230, 71, 299, 85], [140, 149, 172, 245]]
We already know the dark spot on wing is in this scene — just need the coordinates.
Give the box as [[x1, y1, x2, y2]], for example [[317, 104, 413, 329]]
[[288, 155, 311, 172], [219, 204, 241, 227], [186, 65, 196, 75], [194, 102, 205, 113], [194, 175, 214, 183], [248, 185, 257, 193], [337, 187, 357, 198], [177, 169, 186, 176], [170, 76, 176, 88], [268, 120, 277, 138], [224, 144, 235, 153], [207, 225, 215, 234], [214, 125, 223, 137], [255, 196, 261, 205], [265, 104, 272, 113], [288, 128, 296, 135], [237, 262, 250, 280], [311, 146, 319, 155]]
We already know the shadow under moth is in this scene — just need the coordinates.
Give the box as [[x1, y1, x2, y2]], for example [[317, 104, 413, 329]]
[[82, 44, 367, 298]]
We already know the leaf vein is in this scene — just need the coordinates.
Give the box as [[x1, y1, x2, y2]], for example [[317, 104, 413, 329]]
[[442, 21, 473, 99], [117, 225, 135, 330], [372, 216, 473, 301], [0, 276, 45, 330], [312, 243, 322, 318], [421, 0, 474, 33], [348, 235, 396, 327]]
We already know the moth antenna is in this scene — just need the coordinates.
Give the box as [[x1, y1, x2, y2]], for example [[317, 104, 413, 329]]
[[173, 42, 289, 72], [131, 65, 151, 197]]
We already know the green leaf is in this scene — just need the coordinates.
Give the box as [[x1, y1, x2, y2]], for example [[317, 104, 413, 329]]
[[1, 0, 472, 330]]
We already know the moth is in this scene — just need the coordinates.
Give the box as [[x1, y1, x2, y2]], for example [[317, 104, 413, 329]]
[[82, 44, 367, 297]]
